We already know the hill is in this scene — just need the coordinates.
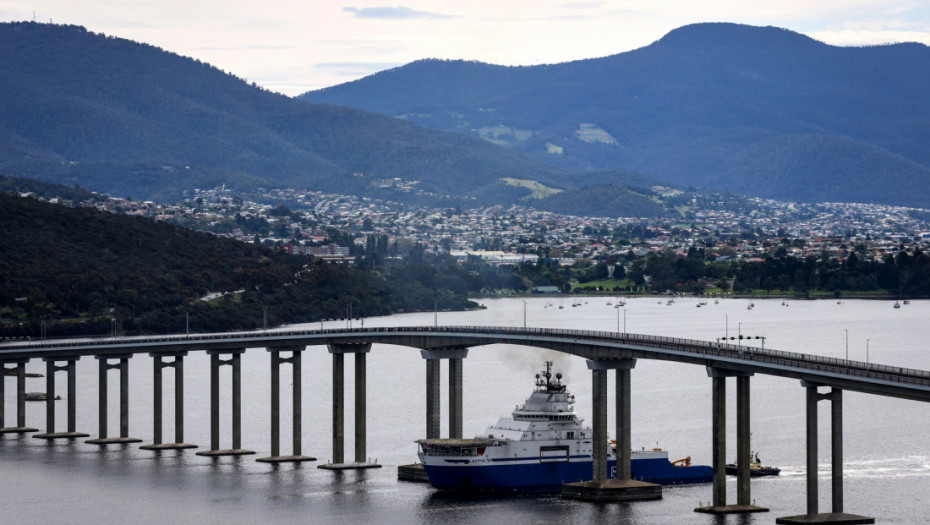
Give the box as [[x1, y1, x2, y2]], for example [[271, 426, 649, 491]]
[[0, 191, 476, 338], [0, 22, 581, 208], [305, 23, 930, 207]]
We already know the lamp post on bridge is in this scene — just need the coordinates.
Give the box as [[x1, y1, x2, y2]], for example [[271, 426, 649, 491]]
[[522, 300, 526, 329], [867, 338, 870, 364], [845, 328, 849, 361]]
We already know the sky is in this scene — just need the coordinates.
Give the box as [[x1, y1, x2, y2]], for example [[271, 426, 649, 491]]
[[3, 1, 930, 96]]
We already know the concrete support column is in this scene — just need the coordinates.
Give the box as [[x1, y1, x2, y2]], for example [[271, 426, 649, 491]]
[[0, 360, 37, 434], [320, 343, 377, 470], [736, 375, 751, 506], [232, 352, 242, 450], [258, 346, 313, 464], [448, 357, 463, 439], [616, 366, 633, 480], [332, 351, 345, 463], [712, 375, 727, 508], [591, 367, 608, 481], [33, 358, 84, 439], [425, 358, 440, 439], [354, 351, 366, 462], [806, 383, 819, 515], [831, 388, 843, 513], [197, 349, 253, 456], [87, 355, 140, 445], [141, 352, 194, 451]]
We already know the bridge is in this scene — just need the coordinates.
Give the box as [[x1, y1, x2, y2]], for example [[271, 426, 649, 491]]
[[4, 325, 925, 523]]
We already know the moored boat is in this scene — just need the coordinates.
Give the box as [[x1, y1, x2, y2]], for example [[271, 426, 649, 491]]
[[416, 362, 712, 492]]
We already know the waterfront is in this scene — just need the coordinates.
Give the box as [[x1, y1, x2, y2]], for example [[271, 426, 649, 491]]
[[3, 297, 930, 523]]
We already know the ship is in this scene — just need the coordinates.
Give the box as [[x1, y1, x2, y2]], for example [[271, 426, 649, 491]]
[[415, 362, 713, 492]]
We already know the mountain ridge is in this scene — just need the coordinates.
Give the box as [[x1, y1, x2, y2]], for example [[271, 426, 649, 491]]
[[305, 22, 930, 207]]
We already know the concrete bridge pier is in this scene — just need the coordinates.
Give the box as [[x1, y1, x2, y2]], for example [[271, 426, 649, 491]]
[[141, 352, 196, 450], [695, 368, 767, 515], [33, 357, 86, 439], [777, 383, 874, 524], [258, 346, 316, 464], [563, 358, 661, 502], [420, 347, 468, 439], [197, 349, 254, 457], [397, 347, 468, 482], [0, 360, 38, 434], [86, 355, 141, 445], [319, 343, 379, 470]]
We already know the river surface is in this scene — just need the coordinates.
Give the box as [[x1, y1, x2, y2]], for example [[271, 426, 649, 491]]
[[3, 297, 930, 524]]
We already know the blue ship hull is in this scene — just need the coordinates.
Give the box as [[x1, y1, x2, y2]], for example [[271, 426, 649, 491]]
[[424, 457, 713, 492]]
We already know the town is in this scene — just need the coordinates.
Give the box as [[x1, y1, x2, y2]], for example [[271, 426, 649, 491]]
[[80, 184, 930, 271]]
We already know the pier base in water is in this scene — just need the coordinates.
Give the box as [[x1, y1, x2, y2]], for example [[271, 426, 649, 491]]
[[140, 442, 197, 451], [695, 504, 769, 514], [561, 479, 662, 502], [196, 449, 256, 457], [33, 431, 88, 439], [397, 463, 429, 481], [318, 461, 381, 470], [257, 455, 317, 464], [0, 427, 38, 434], [776, 513, 874, 524]]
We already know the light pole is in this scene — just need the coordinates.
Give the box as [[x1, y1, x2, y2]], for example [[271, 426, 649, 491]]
[[522, 300, 527, 329], [725, 314, 729, 339], [844, 328, 849, 360], [867, 338, 870, 364], [738, 322, 742, 346], [623, 308, 627, 334]]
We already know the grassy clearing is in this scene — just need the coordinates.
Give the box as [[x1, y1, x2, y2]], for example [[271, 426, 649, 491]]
[[502, 178, 562, 199]]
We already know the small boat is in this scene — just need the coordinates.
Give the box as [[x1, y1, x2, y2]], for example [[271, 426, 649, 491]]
[[904, 299, 911, 305], [725, 452, 780, 477], [894, 301, 901, 309]]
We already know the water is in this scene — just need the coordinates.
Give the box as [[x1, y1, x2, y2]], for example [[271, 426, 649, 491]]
[[3, 297, 930, 523]]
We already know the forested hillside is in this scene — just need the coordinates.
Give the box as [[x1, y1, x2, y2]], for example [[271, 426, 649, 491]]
[[0, 192, 477, 338]]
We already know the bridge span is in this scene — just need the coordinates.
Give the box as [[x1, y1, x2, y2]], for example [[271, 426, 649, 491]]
[[4, 325, 922, 523]]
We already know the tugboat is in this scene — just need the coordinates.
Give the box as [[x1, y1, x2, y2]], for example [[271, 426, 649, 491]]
[[725, 451, 781, 477], [416, 362, 712, 492]]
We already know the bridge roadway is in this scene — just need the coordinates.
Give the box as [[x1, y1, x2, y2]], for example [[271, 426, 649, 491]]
[[3, 325, 929, 401], [3, 325, 922, 523]]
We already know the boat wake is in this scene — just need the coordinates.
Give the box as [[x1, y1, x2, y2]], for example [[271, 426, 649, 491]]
[[774, 456, 930, 480]]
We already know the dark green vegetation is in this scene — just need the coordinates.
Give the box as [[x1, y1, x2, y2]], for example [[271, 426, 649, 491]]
[[307, 23, 930, 208], [510, 245, 930, 299], [0, 22, 572, 208], [0, 193, 478, 339]]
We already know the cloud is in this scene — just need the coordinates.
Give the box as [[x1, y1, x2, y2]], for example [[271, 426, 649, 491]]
[[342, 6, 452, 20]]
